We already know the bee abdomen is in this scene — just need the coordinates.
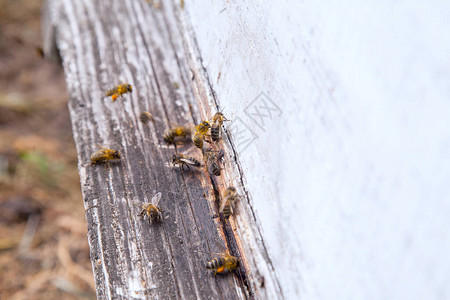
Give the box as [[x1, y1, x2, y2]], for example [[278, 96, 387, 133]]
[[90, 153, 104, 164], [140, 111, 154, 124], [150, 211, 162, 223], [192, 132, 204, 149], [208, 161, 221, 176], [206, 257, 225, 269], [222, 203, 232, 219], [163, 129, 175, 143], [90, 151, 109, 165], [211, 124, 220, 142], [188, 157, 202, 167]]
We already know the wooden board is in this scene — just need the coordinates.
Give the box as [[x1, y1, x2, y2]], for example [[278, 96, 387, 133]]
[[42, 0, 258, 298]]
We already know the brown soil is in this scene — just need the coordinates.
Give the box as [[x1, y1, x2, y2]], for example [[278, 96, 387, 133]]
[[0, 0, 96, 299]]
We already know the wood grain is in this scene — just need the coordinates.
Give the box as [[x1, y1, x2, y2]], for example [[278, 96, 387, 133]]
[[43, 0, 254, 298]]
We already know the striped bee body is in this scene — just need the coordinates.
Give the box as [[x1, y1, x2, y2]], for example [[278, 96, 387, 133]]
[[211, 123, 220, 142], [204, 148, 221, 176], [220, 187, 238, 220], [221, 200, 232, 219], [134, 192, 163, 225], [210, 112, 229, 142], [206, 253, 240, 275], [192, 132, 204, 149], [208, 160, 221, 176], [139, 111, 155, 124], [206, 257, 226, 270], [139, 204, 162, 224], [90, 147, 121, 165], [163, 130, 176, 143], [105, 83, 132, 102], [172, 153, 202, 170]]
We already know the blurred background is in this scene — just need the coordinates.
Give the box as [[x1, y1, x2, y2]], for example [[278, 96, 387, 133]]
[[0, 0, 95, 298]]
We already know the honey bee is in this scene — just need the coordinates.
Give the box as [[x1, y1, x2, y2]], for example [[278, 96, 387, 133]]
[[172, 153, 202, 170], [134, 192, 163, 224], [206, 252, 240, 275], [219, 187, 238, 219], [191, 120, 212, 148], [90, 147, 121, 165], [196, 121, 211, 135], [163, 126, 191, 144], [105, 83, 133, 101], [212, 111, 229, 124], [208, 159, 221, 176], [204, 149, 221, 176], [139, 111, 155, 124], [211, 112, 229, 142]]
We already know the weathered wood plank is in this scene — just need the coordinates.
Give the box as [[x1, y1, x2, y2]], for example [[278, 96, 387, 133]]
[[168, 5, 285, 299], [43, 0, 253, 298]]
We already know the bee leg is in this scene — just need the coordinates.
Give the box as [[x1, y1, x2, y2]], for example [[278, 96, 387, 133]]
[[182, 163, 191, 172]]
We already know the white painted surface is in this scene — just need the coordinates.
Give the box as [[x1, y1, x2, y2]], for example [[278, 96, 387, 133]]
[[183, 1, 450, 299]]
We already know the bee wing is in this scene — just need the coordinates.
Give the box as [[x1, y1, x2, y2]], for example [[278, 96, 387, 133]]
[[222, 191, 233, 204], [98, 145, 114, 152], [93, 143, 105, 151], [132, 200, 145, 208], [180, 158, 196, 166], [105, 88, 116, 96], [132, 200, 145, 209], [152, 115, 162, 122], [219, 199, 228, 213], [181, 122, 195, 132], [151, 192, 162, 206]]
